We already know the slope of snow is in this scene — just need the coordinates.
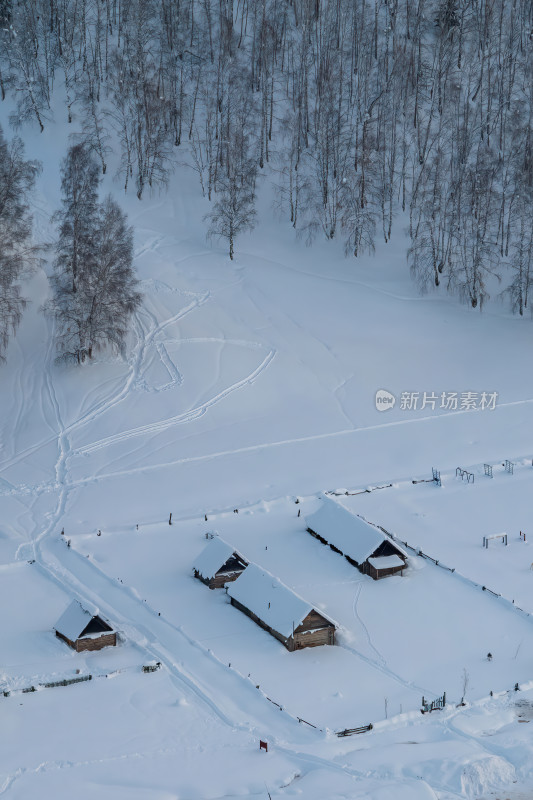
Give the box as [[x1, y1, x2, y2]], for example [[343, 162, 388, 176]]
[[2, 104, 533, 797]]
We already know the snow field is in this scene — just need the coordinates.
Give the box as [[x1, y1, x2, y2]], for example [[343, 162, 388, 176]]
[[69, 495, 533, 733], [1, 123, 533, 796], [0, 667, 302, 800], [340, 462, 533, 611], [0, 561, 140, 693]]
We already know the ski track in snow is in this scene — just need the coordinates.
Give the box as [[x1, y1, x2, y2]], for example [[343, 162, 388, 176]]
[[5, 264, 334, 776], [351, 581, 388, 668], [339, 581, 432, 699], [4, 429, 533, 510], [74, 346, 276, 456], [0, 287, 210, 477], [31, 541, 300, 739], [45, 402, 533, 494], [132, 302, 185, 392], [241, 248, 459, 304], [11, 339, 26, 459], [1, 724, 430, 800], [0, 276, 274, 482], [5, 268, 426, 792], [4, 232, 531, 800], [443, 708, 518, 768], [2, 349, 533, 491]]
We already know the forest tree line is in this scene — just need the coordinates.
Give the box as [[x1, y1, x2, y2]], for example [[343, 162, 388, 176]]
[[0, 0, 532, 347], [0, 128, 141, 362]]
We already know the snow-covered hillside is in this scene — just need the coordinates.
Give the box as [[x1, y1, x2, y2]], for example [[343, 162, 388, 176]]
[[2, 115, 533, 798]]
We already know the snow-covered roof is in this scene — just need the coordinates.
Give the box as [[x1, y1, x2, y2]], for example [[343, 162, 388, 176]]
[[306, 497, 406, 564], [193, 537, 246, 580], [367, 555, 405, 570], [55, 600, 104, 641], [227, 564, 327, 639]]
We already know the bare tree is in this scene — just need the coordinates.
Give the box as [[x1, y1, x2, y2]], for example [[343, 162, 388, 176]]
[[5, 1, 52, 132], [0, 126, 41, 361], [0, 0, 532, 315], [82, 195, 142, 358], [48, 182, 142, 362], [205, 170, 257, 260], [504, 199, 533, 316], [53, 144, 100, 295]]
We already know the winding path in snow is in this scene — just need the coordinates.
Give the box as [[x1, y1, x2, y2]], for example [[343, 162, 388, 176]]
[[4, 193, 532, 800], [6, 266, 320, 756], [74, 346, 276, 456]]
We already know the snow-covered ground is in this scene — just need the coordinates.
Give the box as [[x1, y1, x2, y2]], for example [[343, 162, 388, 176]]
[[2, 112, 533, 797], [67, 499, 533, 731], [341, 462, 533, 613]]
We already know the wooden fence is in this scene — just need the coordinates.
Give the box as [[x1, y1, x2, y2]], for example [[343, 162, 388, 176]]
[[336, 724, 373, 737], [421, 693, 446, 713]]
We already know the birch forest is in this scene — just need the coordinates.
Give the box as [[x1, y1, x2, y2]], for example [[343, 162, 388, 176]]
[[1, 0, 533, 311]]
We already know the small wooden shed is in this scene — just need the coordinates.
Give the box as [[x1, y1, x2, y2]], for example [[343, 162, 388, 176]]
[[306, 498, 407, 580], [193, 536, 248, 589], [55, 600, 116, 652], [227, 564, 335, 651], [366, 554, 406, 580]]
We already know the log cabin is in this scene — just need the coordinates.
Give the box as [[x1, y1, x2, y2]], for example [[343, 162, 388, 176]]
[[193, 536, 248, 589], [306, 497, 407, 579], [227, 564, 335, 651], [55, 600, 116, 652]]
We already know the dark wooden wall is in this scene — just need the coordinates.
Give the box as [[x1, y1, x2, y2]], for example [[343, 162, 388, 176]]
[[230, 598, 335, 651], [209, 569, 244, 589], [56, 630, 117, 651], [195, 568, 244, 589], [76, 632, 117, 651], [291, 627, 335, 649], [291, 611, 335, 649], [366, 562, 404, 580]]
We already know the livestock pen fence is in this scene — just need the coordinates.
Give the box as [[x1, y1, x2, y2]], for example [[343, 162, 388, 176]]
[[1, 661, 162, 699]]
